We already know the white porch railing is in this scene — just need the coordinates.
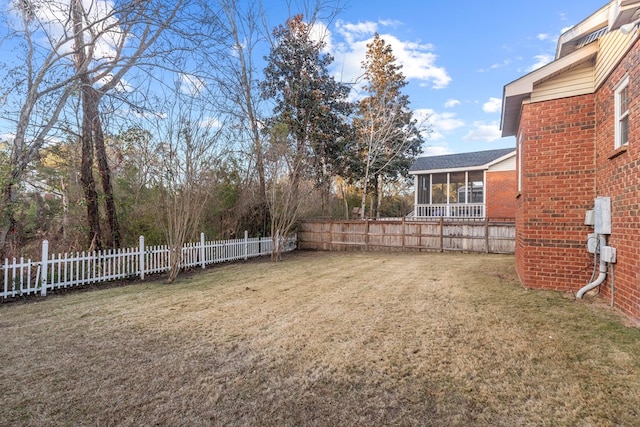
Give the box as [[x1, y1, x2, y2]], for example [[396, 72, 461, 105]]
[[415, 203, 485, 219], [1, 232, 296, 301]]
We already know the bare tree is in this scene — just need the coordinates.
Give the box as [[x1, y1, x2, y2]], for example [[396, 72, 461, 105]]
[[0, 2, 81, 255], [353, 34, 425, 219], [152, 96, 225, 282], [0, 0, 185, 255], [69, 0, 183, 249], [264, 123, 313, 261], [209, 0, 270, 234]]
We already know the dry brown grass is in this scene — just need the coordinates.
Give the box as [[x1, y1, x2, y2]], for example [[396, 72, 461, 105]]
[[1, 251, 640, 426]]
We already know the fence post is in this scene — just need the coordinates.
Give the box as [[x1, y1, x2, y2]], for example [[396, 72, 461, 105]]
[[365, 219, 370, 251], [200, 232, 206, 269], [330, 219, 333, 252], [244, 230, 249, 260], [485, 218, 490, 254], [40, 240, 49, 296], [139, 235, 145, 280], [402, 216, 406, 252], [3, 258, 8, 299]]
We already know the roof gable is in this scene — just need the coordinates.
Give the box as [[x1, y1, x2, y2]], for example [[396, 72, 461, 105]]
[[409, 148, 515, 174], [501, 0, 640, 138]]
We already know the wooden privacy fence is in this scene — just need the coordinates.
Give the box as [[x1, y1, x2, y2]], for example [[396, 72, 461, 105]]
[[299, 218, 515, 254], [1, 232, 296, 301]]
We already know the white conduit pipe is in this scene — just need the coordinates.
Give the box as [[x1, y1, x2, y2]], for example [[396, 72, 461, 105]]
[[577, 235, 608, 299]]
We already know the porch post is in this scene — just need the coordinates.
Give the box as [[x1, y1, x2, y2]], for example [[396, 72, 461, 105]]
[[414, 175, 419, 217]]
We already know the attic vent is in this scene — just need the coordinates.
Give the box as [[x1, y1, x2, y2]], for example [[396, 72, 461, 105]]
[[576, 27, 608, 49]]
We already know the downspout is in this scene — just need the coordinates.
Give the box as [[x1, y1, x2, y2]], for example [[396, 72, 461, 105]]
[[577, 234, 607, 299]]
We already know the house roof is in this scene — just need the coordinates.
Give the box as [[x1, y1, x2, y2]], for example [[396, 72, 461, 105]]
[[409, 148, 515, 174], [500, 43, 598, 137], [500, 0, 640, 137]]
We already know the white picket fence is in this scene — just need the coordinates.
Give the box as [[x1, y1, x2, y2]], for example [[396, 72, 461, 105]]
[[1, 232, 296, 301]]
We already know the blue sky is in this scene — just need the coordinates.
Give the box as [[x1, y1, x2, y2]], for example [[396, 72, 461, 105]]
[[0, 0, 609, 157], [264, 0, 607, 156]]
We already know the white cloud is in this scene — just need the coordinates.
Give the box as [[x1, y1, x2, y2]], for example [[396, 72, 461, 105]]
[[433, 112, 465, 133], [462, 121, 502, 142], [310, 21, 333, 52], [179, 73, 205, 95], [422, 145, 453, 156], [528, 54, 553, 71], [414, 108, 464, 141], [444, 99, 460, 108], [199, 117, 222, 129], [95, 74, 132, 93], [331, 20, 452, 90], [382, 35, 451, 89], [15, 0, 126, 61], [478, 58, 511, 73], [482, 97, 502, 113], [0, 133, 15, 144], [336, 20, 379, 43], [537, 33, 550, 41], [378, 19, 402, 28]]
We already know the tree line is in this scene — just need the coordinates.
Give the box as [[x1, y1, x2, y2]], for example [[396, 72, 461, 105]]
[[0, 0, 427, 275]]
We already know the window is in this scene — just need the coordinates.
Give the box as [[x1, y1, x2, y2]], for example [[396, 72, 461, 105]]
[[615, 76, 630, 149]]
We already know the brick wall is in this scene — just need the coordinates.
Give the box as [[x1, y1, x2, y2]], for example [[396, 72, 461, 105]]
[[516, 94, 596, 293], [486, 170, 517, 220], [593, 39, 640, 319]]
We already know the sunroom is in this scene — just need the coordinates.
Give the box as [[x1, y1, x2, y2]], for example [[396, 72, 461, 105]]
[[409, 148, 516, 220]]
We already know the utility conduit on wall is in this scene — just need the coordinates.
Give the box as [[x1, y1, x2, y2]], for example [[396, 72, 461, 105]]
[[577, 234, 608, 299]]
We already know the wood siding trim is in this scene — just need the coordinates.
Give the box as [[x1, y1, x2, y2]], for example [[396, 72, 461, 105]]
[[595, 31, 638, 89], [531, 62, 595, 103]]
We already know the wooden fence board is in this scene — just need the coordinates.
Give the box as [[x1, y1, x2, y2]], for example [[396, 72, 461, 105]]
[[299, 219, 515, 254]]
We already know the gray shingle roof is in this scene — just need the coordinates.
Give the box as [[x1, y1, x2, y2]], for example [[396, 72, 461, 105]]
[[409, 148, 515, 173]]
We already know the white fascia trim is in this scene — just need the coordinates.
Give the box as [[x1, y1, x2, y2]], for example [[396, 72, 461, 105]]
[[409, 166, 487, 175]]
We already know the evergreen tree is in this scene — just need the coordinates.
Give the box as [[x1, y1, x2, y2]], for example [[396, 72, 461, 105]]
[[261, 14, 353, 216]]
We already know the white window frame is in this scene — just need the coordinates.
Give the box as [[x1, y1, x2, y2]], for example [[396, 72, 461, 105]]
[[615, 75, 630, 149]]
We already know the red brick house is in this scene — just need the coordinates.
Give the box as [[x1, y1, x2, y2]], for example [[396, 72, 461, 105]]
[[409, 148, 516, 221], [501, 0, 640, 319]]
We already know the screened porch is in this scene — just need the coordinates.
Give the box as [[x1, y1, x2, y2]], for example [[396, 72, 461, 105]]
[[413, 170, 485, 219]]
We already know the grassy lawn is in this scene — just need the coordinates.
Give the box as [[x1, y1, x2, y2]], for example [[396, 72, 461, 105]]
[[1, 251, 640, 426]]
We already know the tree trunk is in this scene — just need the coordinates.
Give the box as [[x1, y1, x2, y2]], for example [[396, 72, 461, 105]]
[[339, 180, 349, 219], [0, 176, 18, 258], [359, 171, 369, 219], [370, 173, 379, 218], [61, 177, 69, 241], [254, 140, 270, 235], [376, 174, 383, 219], [80, 83, 103, 250], [92, 100, 121, 248]]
